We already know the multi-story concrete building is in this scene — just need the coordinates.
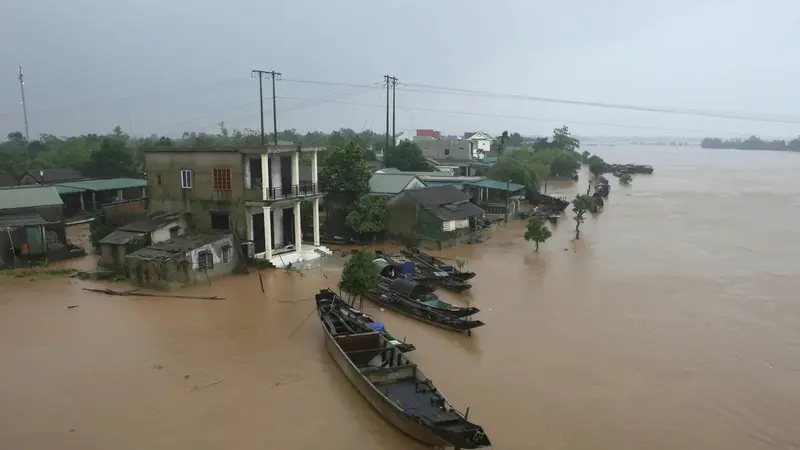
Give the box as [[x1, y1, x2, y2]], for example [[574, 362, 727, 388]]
[[144, 145, 327, 268]]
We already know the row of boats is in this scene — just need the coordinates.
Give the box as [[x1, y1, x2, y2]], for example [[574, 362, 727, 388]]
[[315, 248, 492, 448]]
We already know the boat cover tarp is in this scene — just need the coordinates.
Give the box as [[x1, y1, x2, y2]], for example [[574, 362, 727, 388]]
[[389, 278, 428, 298]]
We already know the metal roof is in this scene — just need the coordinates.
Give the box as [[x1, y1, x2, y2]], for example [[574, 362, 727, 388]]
[[369, 173, 424, 195], [53, 178, 147, 193], [466, 179, 525, 192], [23, 168, 85, 184], [98, 229, 145, 245], [120, 212, 181, 232], [0, 211, 50, 228], [0, 186, 63, 210], [401, 185, 484, 221]]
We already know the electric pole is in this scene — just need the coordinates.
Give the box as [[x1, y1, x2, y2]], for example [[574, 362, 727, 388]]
[[384, 75, 398, 151], [252, 70, 281, 146], [17, 66, 30, 152], [391, 76, 397, 149]]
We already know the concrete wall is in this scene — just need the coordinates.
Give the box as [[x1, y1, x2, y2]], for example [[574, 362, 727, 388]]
[[416, 139, 473, 161], [102, 199, 148, 225], [145, 151, 248, 238], [149, 217, 188, 243]]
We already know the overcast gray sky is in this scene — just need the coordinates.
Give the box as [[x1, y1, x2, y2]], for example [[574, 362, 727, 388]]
[[2, 0, 799, 139]]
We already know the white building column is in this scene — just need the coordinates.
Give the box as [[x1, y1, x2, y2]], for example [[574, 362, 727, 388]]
[[312, 198, 320, 247], [262, 206, 272, 260], [294, 202, 302, 251], [270, 154, 282, 198], [246, 210, 254, 241], [260, 153, 270, 200], [291, 150, 300, 196], [311, 150, 318, 193], [273, 208, 284, 247]]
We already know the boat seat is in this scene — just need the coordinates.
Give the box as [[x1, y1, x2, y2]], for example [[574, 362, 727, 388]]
[[345, 347, 394, 356], [359, 363, 417, 375]]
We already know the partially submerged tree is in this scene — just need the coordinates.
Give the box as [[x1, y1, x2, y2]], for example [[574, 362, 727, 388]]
[[346, 196, 388, 241], [524, 217, 552, 251], [339, 248, 380, 308], [571, 194, 596, 239]]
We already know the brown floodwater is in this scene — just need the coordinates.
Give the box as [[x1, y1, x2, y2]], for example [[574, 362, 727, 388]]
[[2, 145, 800, 450]]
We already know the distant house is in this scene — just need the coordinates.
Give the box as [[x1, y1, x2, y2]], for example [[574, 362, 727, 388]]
[[0, 171, 18, 187], [369, 173, 427, 197], [386, 185, 486, 249], [18, 168, 87, 186], [98, 212, 188, 268], [0, 186, 85, 267], [415, 138, 474, 162], [126, 232, 244, 290], [466, 179, 525, 219], [464, 132, 493, 159]]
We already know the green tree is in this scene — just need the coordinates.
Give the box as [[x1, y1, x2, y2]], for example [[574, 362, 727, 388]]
[[384, 140, 429, 171], [587, 155, 606, 177], [83, 138, 138, 178], [524, 217, 552, 251], [552, 126, 580, 153], [487, 148, 548, 198], [571, 194, 595, 240], [338, 248, 380, 307], [319, 141, 371, 206], [346, 196, 387, 240]]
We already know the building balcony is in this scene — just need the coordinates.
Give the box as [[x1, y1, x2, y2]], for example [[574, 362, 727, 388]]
[[245, 182, 326, 203]]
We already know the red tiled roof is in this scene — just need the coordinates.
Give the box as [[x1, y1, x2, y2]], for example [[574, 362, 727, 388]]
[[416, 129, 441, 139]]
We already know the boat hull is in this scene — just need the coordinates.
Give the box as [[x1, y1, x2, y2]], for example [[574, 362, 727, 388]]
[[364, 291, 484, 333], [322, 331, 455, 447]]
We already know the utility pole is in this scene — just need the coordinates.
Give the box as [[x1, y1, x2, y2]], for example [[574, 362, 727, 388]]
[[384, 75, 390, 153], [391, 76, 398, 149], [17, 66, 30, 152], [384, 75, 398, 151], [252, 70, 281, 146]]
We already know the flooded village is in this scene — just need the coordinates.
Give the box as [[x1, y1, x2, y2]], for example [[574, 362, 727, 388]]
[[3, 133, 800, 450]]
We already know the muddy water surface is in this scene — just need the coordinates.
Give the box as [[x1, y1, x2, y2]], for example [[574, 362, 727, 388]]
[[2, 146, 800, 450]]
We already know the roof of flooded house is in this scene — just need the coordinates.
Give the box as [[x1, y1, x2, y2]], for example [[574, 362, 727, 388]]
[[127, 232, 232, 262], [119, 212, 182, 233], [0, 170, 18, 187], [143, 145, 325, 155], [369, 173, 424, 195], [24, 168, 86, 184], [53, 178, 146, 194], [0, 211, 54, 228], [0, 186, 63, 210], [98, 229, 146, 245], [465, 179, 525, 192], [401, 185, 484, 221]]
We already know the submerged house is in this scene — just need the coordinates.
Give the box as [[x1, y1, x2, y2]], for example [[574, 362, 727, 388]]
[[386, 185, 486, 249], [368, 173, 426, 198], [466, 179, 526, 219], [98, 212, 188, 268], [126, 232, 243, 290], [0, 186, 85, 267]]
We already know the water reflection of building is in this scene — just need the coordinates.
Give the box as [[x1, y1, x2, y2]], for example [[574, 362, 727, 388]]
[[144, 145, 330, 268]]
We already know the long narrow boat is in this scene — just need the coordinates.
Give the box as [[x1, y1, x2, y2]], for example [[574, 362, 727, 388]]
[[401, 247, 477, 281], [364, 283, 485, 335], [316, 289, 415, 352], [379, 276, 480, 318], [379, 252, 472, 293], [316, 292, 492, 449]]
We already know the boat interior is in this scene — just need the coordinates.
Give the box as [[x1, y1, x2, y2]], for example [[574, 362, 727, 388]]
[[334, 332, 479, 433]]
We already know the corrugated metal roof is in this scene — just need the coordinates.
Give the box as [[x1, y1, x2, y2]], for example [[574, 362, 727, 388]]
[[120, 213, 181, 233], [369, 174, 423, 195], [423, 181, 465, 189], [98, 229, 145, 245], [466, 179, 525, 192], [0, 186, 63, 210], [54, 185, 85, 194], [53, 178, 146, 193], [401, 185, 484, 221], [24, 168, 85, 184], [0, 211, 49, 228]]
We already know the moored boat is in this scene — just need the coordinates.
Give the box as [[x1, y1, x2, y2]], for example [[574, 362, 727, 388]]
[[401, 247, 476, 281], [316, 292, 492, 449], [377, 252, 472, 293], [316, 289, 415, 352], [378, 275, 480, 318]]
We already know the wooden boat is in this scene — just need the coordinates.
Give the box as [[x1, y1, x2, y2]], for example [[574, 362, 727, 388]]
[[401, 247, 476, 281], [377, 252, 472, 293], [316, 293, 492, 449], [316, 289, 415, 353], [379, 276, 480, 318], [528, 192, 570, 212], [619, 173, 632, 185], [364, 283, 485, 335]]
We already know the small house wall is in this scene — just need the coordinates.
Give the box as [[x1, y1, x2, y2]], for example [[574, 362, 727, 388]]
[[187, 235, 239, 279], [149, 217, 188, 244]]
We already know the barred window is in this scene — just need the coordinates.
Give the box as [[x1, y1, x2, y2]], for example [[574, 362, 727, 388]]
[[198, 251, 214, 270], [213, 168, 232, 191]]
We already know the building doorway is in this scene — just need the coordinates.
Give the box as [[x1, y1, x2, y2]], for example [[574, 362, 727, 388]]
[[252, 212, 265, 253]]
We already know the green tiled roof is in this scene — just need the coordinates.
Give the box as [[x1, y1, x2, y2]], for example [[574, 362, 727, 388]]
[[369, 174, 423, 195], [423, 180, 465, 189], [0, 186, 63, 210], [466, 179, 525, 192], [53, 178, 146, 193]]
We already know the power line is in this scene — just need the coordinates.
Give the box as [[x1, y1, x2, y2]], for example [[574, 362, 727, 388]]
[[272, 95, 795, 139]]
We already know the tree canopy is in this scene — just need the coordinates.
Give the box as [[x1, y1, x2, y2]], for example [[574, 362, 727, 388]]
[[339, 248, 380, 306], [571, 194, 596, 240], [524, 217, 552, 251], [346, 196, 387, 237], [384, 140, 429, 171], [319, 141, 371, 206], [702, 136, 800, 151]]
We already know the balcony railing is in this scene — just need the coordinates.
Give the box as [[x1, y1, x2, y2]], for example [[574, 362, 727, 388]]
[[255, 183, 326, 201]]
